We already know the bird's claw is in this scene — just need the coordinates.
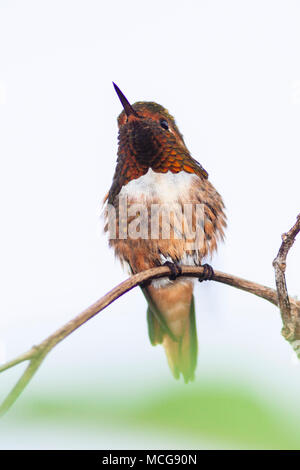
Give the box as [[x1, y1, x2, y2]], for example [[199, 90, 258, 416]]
[[198, 263, 214, 282], [163, 261, 182, 281]]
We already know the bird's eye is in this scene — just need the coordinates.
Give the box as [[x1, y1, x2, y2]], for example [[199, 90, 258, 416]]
[[160, 119, 169, 130]]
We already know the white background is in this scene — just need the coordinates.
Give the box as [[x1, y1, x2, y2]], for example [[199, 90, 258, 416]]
[[0, 0, 299, 446]]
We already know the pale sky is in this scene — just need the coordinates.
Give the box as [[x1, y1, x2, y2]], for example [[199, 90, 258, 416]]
[[0, 0, 299, 410]]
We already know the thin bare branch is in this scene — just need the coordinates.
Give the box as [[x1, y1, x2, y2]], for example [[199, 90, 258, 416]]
[[273, 214, 300, 342]]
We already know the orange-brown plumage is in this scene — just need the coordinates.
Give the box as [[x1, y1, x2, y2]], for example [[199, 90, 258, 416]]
[[104, 84, 226, 382]]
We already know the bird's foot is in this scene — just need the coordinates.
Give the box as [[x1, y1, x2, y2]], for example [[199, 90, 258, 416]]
[[141, 279, 151, 288], [163, 261, 182, 281], [198, 263, 215, 282]]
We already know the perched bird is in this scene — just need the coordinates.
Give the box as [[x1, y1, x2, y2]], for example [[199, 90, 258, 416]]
[[104, 83, 226, 382]]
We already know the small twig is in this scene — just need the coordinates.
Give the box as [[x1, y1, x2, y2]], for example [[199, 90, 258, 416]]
[[0, 216, 299, 415], [273, 214, 300, 342]]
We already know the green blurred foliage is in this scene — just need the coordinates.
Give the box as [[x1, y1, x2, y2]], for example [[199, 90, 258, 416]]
[[7, 382, 300, 450]]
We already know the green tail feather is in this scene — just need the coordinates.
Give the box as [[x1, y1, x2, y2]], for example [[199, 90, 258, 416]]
[[184, 295, 198, 382], [144, 288, 198, 382], [147, 306, 163, 345], [141, 287, 178, 342]]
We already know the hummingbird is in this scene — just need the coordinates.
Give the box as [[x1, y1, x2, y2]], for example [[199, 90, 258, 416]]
[[104, 83, 226, 382]]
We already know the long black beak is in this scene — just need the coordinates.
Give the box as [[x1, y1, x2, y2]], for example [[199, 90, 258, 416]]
[[113, 82, 140, 117]]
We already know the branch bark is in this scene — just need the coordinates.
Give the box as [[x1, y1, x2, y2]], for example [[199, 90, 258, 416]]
[[273, 214, 300, 347], [0, 216, 299, 416]]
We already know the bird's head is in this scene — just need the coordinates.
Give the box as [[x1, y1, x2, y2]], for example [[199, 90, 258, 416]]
[[114, 82, 188, 168], [108, 84, 208, 203]]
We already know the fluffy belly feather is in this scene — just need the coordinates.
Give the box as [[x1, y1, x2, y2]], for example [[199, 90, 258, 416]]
[[118, 168, 198, 202], [104, 168, 226, 281]]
